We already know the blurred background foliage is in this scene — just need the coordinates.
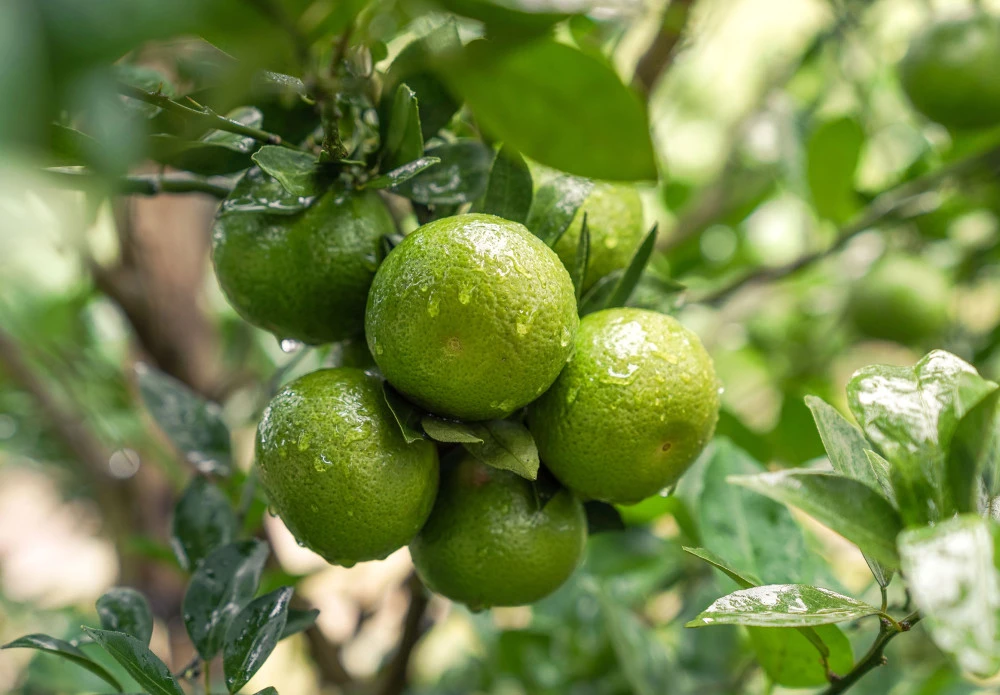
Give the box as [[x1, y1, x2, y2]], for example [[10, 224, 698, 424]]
[[2, 0, 1000, 693]]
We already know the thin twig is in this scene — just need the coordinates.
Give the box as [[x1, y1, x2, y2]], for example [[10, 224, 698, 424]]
[[375, 573, 431, 695], [633, 0, 696, 98], [45, 169, 234, 198], [820, 613, 921, 694], [696, 143, 1000, 304], [118, 83, 299, 150]]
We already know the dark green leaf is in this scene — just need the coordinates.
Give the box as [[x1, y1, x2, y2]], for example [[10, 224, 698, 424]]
[[730, 470, 903, 567], [252, 689, 278, 695], [182, 540, 269, 660], [463, 419, 540, 480], [440, 38, 657, 181], [584, 501, 625, 535], [250, 146, 319, 197], [481, 146, 533, 224], [223, 587, 292, 693], [83, 628, 184, 695], [899, 515, 1000, 678], [96, 588, 153, 646], [364, 157, 441, 189], [525, 173, 593, 247], [280, 608, 319, 640], [578, 270, 621, 317], [383, 84, 424, 170], [571, 214, 590, 302], [391, 140, 493, 204], [748, 623, 853, 688], [948, 389, 1000, 515], [421, 416, 485, 443], [806, 116, 863, 223], [149, 106, 262, 176], [847, 350, 999, 525], [382, 383, 425, 444], [135, 363, 231, 475], [687, 584, 880, 628], [114, 65, 175, 118], [220, 167, 313, 216], [682, 546, 760, 588], [603, 224, 658, 310], [170, 476, 238, 572], [864, 449, 896, 504], [2, 634, 124, 692]]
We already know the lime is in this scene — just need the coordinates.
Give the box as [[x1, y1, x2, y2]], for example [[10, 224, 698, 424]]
[[848, 255, 951, 344], [529, 308, 720, 504], [900, 15, 1000, 130], [256, 368, 439, 566], [365, 213, 578, 421], [409, 457, 586, 609], [553, 182, 645, 292], [213, 184, 395, 345]]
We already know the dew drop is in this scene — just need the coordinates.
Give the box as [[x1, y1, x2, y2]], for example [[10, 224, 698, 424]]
[[267, 506, 279, 517], [296, 539, 306, 548], [516, 321, 529, 336], [279, 338, 304, 353], [427, 296, 440, 317], [313, 453, 333, 472], [458, 286, 471, 304], [560, 326, 572, 348], [309, 504, 318, 513]]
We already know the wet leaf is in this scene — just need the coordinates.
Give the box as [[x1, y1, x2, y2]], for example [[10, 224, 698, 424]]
[[280, 608, 319, 640], [182, 540, 269, 660], [364, 156, 441, 189], [391, 140, 493, 204], [571, 214, 590, 302], [170, 476, 238, 572], [135, 363, 231, 475], [463, 419, 540, 480], [383, 84, 424, 170], [250, 146, 318, 197], [687, 584, 880, 628], [96, 588, 153, 646], [899, 515, 1000, 678], [683, 546, 761, 588], [220, 167, 314, 216], [440, 38, 657, 181], [481, 145, 533, 225], [223, 587, 292, 693], [526, 174, 593, 247], [603, 224, 658, 310], [578, 270, 621, 317], [382, 383, 425, 444], [149, 106, 262, 176], [421, 416, 485, 443], [83, 628, 184, 695], [806, 116, 864, 223], [1, 634, 124, 692], [729, 470, 903, 567]]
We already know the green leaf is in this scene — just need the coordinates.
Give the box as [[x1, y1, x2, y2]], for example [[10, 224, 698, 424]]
[[223, 587, 292, 693], [83, 628, 184, 695], [864, 449, 896, 503], [252, 689, 278, 695], [747, 623, 853, 688], [115, 65, 174, 118], [170, 476, 237, 572], [525, 173, 593, 247], [682, 546, 761, 588], [383, 84, 424, 170], [584, 501, 625, 535], [363, 156, 441, 189], [440, 38, 657, 181], [135, 363, 231, 475], [463, 419, 540, 480], [729, 470, 903, 567], [597, 586, 673, 695], [948, 388, 1000, 516], [149, 106, 262, 176], [220, 167, 313, 216], [440, 0, 569, 35], [578, 270, 621, 317], [382, 383, 425, 444], [96, 588, 154, 646], [2, 634, 124, 692], [481, 145, 533, 224], [182, 540, 269, 660], [687, 584, 880, 628], [280, 608, 319, 640], [571, 214, 590, 302], [421, 416, 485, 444], [847, 350, 999, 525], [806, 116, 864, 223], [391, 140, 493, 204], [250, 146, 319, 197], [899, 515, 1000, 678], [805, 396, 895, 587], [603, 224, 658, 310]]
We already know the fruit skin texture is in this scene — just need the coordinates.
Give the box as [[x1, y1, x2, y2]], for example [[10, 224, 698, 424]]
[[529, 308, 720, 505], [899, 15, 1000, 130], [552, 183, 644, 292], [409, 456, 586, 609], [255, 368, 439, 566], [848, 255, 950, 344], [365, 213, 579, 421], [212, 186, 395, 345]]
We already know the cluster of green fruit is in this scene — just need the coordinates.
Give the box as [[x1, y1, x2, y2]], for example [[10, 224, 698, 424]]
[[213, 181, 720, 609]]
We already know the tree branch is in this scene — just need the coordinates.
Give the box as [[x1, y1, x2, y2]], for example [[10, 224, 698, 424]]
[[375, 573, 431, 695], [45, 169, 234, 198], [118, 83, 300, 150], [821, 613, 921, 695], [696, 143, 1000, 304], [633, 0, 696, 98]]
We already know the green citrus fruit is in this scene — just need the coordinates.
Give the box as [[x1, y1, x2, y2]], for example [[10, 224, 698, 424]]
[[365, 213, 579, 421], [899, 15, 1000, 130], [529, 308, 720, 505], [213, 180, 395, 345], [409, 456, 586, 609], [256, 368, 439, 566], [552, 182, 645, 292], [848, 255, 950, 344]]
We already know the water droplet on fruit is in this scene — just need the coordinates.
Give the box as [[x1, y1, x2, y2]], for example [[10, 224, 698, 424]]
[[566, 386, 581, 405], [267, 505, 279, 517], [279, 338, 303, 353], [313, 454, 333, 472], [427, 296, 440, 317], [516, 321, 529, 336], [296, 539, 306, 548], [458, 286, 471, 304], [298, 436, 311, 451], [604, 237, 618, 249]]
